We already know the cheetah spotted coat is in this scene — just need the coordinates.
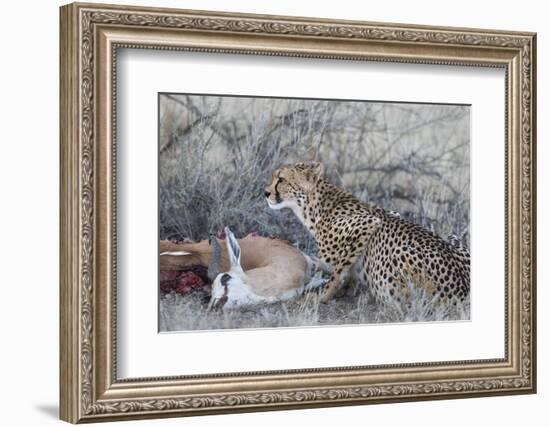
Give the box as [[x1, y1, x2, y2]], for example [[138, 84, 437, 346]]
[[265, 162, 470, 305]]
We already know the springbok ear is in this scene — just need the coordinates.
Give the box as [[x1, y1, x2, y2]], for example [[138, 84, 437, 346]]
[[224, 227, 243, 271], [207, 236, 222, 282]]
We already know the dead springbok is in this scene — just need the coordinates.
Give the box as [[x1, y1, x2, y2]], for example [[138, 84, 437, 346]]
[[208, 227, 322, 310], [160, 228, 327, 310]]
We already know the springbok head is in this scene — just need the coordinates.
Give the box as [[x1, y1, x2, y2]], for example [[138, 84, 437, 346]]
[[207, 227, 260, 311]]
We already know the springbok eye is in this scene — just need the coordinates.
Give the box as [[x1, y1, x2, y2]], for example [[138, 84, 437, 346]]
[[221, 273, 231, 287]]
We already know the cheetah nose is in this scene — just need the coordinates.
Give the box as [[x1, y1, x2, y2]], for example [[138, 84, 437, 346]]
[[264, 191, 271, 198]]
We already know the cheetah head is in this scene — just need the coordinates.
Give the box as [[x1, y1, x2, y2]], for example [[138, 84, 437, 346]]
[[264, 161, 324, 210]]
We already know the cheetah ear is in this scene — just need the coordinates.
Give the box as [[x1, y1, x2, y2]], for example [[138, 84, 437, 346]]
[[294, 161, 324, 189], [306, 161, 324, 182]]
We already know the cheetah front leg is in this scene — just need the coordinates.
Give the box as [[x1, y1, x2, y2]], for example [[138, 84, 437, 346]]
[[319, 241, 367, 303]]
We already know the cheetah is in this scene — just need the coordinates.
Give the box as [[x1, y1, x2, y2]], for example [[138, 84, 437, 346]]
[[264, 161, 470, 306]]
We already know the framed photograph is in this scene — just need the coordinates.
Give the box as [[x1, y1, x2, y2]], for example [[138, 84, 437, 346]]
[[60, 2, 537, 423]]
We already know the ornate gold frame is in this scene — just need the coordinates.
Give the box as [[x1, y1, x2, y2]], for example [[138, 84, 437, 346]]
[[59, 2, 537, 423]]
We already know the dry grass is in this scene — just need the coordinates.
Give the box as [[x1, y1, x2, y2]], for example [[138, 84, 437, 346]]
[[159, 281, 470, 332], [158, 94, 470, 331]]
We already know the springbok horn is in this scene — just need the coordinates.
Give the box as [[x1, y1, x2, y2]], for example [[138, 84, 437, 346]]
[[207, 234, 221, 282]]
